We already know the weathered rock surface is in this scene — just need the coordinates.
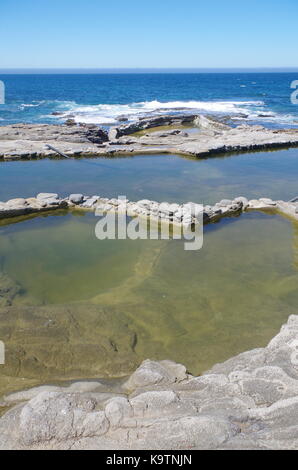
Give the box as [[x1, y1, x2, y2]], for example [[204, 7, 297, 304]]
[[1, 115, 298, 160], [1, 316, 298, 449], [0, 123, 108, 144]]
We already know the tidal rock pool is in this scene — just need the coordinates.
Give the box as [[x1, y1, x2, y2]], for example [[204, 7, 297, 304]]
[[0, 148, 298, 204], [0, 209, 297, 397]]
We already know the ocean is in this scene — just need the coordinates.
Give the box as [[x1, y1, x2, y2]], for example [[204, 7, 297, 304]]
[[0, 72, 297, 128]]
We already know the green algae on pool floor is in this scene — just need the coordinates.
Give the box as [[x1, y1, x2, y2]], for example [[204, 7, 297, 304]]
[[0, 212, 149, 304], [0, 148, 298, 205], [0, 210, 298, 398]]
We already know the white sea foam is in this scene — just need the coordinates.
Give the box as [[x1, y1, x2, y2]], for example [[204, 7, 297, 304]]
[[37, 98, 298, 127], [53, 99, 267, 125], [73, 115, 118, 124], [230, 108, 298, 125], [21, 103, 41, 108], [20, 101, 46, 109]]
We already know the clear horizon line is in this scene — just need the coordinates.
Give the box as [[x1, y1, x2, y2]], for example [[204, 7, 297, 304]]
[[0, 66, 298, 75]]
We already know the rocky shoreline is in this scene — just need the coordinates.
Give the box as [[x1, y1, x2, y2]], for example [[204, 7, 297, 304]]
[[1, 315, 298, 449], [0, 192, 298, 226], [1, 114, 298, 159], [1, 114, 298, 450]]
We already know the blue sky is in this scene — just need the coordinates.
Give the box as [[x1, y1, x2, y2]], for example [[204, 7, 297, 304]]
[[0, 0, 297, 68]]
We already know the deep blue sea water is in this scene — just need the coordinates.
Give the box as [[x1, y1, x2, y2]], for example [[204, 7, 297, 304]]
[[0, 72, 297, 128]]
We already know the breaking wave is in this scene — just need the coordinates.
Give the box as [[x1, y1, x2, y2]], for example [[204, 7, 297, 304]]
[[1, 98, 297, 127], [51, 99, 268, 125]]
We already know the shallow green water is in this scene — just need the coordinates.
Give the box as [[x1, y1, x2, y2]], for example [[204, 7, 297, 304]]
[[0, 148, 298, 204], [0, 212, 145, 304], [0, 210, 297, 395]]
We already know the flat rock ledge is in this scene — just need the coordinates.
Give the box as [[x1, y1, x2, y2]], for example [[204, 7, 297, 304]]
[[1, 115, 298, 159], [2, 315, 298, 449], [0, 193, 298, 226]]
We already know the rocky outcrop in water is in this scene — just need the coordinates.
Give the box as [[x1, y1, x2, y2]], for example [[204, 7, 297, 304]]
[[1, 315, 298, 449], [1, 115, 298, 159], [108, 113, 198, 139]]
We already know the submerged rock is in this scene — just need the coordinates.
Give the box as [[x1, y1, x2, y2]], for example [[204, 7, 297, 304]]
[[0, 301, 141, 391], [0, 271, 21, 307]]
